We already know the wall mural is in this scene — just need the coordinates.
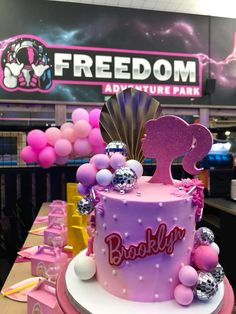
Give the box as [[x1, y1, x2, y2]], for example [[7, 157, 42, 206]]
[[0, 0, 236, 105]]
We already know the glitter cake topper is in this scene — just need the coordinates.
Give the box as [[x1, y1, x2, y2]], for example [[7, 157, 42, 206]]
[[142, 115, 213, 185]]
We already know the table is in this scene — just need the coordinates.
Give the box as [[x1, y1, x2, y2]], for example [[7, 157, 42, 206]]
[[0, 202, 49, 314]]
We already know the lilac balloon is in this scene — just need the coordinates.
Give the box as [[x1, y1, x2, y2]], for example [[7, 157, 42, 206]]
[[72, 108, 89, 123], [60, 122, 74, 132], [76, 163, 97, 186], [27, 129, 47, 152], [73, 139, 92, 156], [90, 154, 110, 170], [54, 139, 72, 157], [77, 183, 89, 196], [20, 146, 38, 163], [45, 127, 62, 146], [55, 155, 69, 165], [88, 128, 104, 147], [74, 120, 92, 138], [110, 153, 126, 170], [38, 146, 56, 168], [89, 109, 101, 128]]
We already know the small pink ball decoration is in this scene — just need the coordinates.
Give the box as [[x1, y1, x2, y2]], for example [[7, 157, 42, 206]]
[[38, 146, 56, 168], [60, 122, 74, 131], [74, 120, 92, 138], [88, 128, 104, 147], [72, 108, 89, 123], [96, 169, 113, 186], [76, 163, 97, 186], [89, 109, 101, 128], [110, 152, 126, 170], [194, 245, 218, 271], [91, 144, 106, 155], [55, 155, 68, 165], [90, 154, 110, 170], [77, 183, 89, 195], [54, 139, 72, 157], [27, 129, 47, 152], [62, 127, 76, 143], [174, 284, 194, 306], [178, 266, 198, 287], [45, 127, 62, 146], [20, 146, 38, 163], [73, 139, 92, 156]]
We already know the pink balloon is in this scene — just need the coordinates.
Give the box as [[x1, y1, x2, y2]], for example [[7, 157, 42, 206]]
[[72, 108, 89, 123], [88, 128, 104, 147], [20, 146, 38, 163], [89, 109, 101, 128], [60, 122, 74, 132], [73, 139, 92, 156], [27, 129, 47, 152], [194, 245, 218, 271], [62, 127, 76, 143], [74, 120, 92, 138], [38, 146, 56, 168], [91, 144, 106, 155], [45, 127, 62, 146], [55, 155, 69, 165], [54, 139, 72, 157]]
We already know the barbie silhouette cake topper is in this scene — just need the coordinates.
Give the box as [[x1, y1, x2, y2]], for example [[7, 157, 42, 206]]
[[142, 115, 213, 185]]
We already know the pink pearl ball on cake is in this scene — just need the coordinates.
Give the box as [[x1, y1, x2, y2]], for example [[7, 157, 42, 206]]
[[194, 245, 218, 271], [90, 154, 110, 170], [178, 266, 198, 286], [89, 109, 101, 128], [174, 284, 194, 306], [110, 153, 126, 170], [96, 169, 113, 186], [72, 108, 89, 123], [76, 163, 97, 186]]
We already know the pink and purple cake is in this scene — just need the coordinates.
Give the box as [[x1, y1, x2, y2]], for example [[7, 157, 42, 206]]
[[64, 89, 231, 313]]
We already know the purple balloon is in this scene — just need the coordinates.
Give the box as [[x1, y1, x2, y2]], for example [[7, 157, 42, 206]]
[[76, 163, 97, 186]]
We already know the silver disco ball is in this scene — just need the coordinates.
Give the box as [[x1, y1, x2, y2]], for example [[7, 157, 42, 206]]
[[77, 197, 94, 215], [105, 141, 128, 157], [193, 271, 218, 301], [112, 166, 137, 192], [194, 227, 215, 247], [210, 263, 224, 284]]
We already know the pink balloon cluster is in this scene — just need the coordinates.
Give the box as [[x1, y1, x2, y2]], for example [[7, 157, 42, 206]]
[[20, 108, 105, 168]]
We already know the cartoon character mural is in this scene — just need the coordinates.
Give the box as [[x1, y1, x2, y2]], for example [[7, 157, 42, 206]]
[[1, 36, 52, 90], [142, 115, 213, 185]]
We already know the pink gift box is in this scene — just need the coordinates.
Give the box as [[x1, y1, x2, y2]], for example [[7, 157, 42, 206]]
[[49, 200, 66, 214], [31, 246, 67, 278], [28, 280, 63, 314], [44, 224, 67, 248], [48, 207, 66, 226]]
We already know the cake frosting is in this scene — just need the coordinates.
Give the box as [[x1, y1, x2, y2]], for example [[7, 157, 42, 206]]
[[94, 177, 195, 301]]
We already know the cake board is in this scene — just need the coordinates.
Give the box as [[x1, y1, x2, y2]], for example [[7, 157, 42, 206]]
[[56, 251, 234, 314]]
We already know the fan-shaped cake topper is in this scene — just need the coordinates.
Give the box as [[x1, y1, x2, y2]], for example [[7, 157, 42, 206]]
[[99, 88, 161, 162], [142, 115, 213, 185]]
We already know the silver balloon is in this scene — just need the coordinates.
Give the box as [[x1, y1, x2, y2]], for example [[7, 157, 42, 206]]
[[112, 166, 137, 192], [105, 141, 128, 157], [193, 271, 218, 301], [194, 227, 215, 247], [210, 263, 224, 284], [77, 197, 94, 215]]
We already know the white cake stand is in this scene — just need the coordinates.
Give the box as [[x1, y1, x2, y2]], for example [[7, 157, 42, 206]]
[[65, 250, 224, 314]]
